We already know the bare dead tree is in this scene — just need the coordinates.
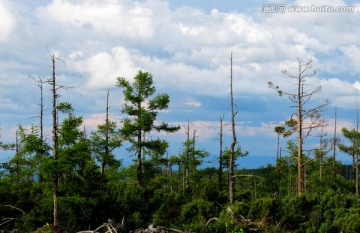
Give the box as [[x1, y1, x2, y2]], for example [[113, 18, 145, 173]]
[[49, 53, 59, 227], [185, 119, 191, 190], [46, 51, 72, 226], [356, 107, 359, 195], [30, 76, 47, 183], [191, 128, 198, 172], [102, 90, 110, 174], [316, 117, 331, 180], [268, 58, 329, 195], [332, 107, 339, 181], [229, 52, 238, 204], [219, 115, 224, 192]]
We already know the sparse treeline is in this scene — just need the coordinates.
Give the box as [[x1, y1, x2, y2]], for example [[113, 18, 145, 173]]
[[1, 57, 360, 233]]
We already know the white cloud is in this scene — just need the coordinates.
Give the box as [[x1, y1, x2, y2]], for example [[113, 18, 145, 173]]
[[37, 0, 154, 40], [321, 78, 358, 96], [0, 1, 15, 42], [82, 113, 123, 132], [341, 45, 360, 73], [184, 98, 202, 108], [353, 81, 360, 92], [332, 96, 360, 109], [1, 0, 360, 160], [71, 47, 137, 90]]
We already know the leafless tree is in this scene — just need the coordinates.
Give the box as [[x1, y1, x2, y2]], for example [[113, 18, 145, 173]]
[[268, 58, 329, 195], [219, 115, 224, 192], [30, 75, 46, 183], [332, 107, 340, 181], [46, 52, 71, 226], [229, 53, 238, 204]]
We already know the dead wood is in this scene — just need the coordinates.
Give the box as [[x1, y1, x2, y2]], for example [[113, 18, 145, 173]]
[[204, 217, 219, 227], [3, 205, 25, 214], [77, 223, 120, 233], [226, 207, 264, 231], [134, 224, 192, 233], [76, 217, 128, 233], [0, 217, 20, 227]]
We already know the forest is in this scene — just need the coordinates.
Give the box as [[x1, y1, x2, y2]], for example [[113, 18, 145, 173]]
[[1, 57, 360, 233]]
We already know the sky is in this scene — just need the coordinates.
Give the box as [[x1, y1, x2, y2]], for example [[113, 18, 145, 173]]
[[1, 0, 360, 168]]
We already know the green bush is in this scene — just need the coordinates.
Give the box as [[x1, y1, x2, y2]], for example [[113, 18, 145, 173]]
[[180, 199, 215, 224]]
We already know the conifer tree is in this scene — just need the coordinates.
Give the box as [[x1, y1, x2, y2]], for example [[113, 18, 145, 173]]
[[268, 58, 329, 195], [116, 70, 179, 187], [90, 90, 121, 175]]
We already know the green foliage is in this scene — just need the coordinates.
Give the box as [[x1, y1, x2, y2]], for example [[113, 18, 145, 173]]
[[338, 127, 360, 159], [56, 102, 74, 114], [185, 222, 228, 233], [90, 118, 122, 173], [116, 70, 179, 186], [152, 191, 184, 226], [2, 67, 360, 233], [180, 199, 215, 224], [222, 146, 248, 171], [248, 197, 279, 222]]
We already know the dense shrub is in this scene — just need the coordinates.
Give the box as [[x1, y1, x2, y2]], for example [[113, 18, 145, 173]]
[[180, 199, 216, 224]]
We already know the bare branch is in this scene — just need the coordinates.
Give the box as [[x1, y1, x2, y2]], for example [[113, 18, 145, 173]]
[[3, 205, 25, 214]]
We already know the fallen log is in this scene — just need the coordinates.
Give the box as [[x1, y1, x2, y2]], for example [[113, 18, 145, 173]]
[[77, 223, 120, 233], [134, 224, 193, 233], [226, 207, 263, 231], [204, 217, 219, 227]]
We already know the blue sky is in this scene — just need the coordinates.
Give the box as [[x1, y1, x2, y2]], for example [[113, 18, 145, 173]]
[[1, 0, 360, 168]]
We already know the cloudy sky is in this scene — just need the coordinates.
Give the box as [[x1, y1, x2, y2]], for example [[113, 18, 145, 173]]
[[1, 0, 360, 168]]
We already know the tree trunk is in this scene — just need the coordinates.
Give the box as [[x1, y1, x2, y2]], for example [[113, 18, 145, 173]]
[[276, 134, 280, 160], [356, 108, 359, 195], [333, 107, 337, 181], [219, 116, 223, 192], [102, 90, 110, 175], [136, 99, 142, 188], [297, 60, 303, 196], [185, 119, 190, 190], [51, 54, 59, 227], [229, 53, 237, 204], [137, 131, 142, 188], [192, 129, 197, 172]]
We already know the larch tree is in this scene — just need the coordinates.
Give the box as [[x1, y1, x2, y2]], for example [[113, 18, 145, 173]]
[[339, 126, 360, 194], [268, 58, 329, 195], [274, 126, 286, 160], [90, 90, 122, 175], [314, 118, 331, 180], [116, 70, 179, 188], [30, 76, 47, 183]]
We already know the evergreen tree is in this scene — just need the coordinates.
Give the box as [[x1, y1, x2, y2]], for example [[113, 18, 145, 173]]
[[90, 91, 122, 175], [338, 127, 360, 194], [116, 70, 179, 187]]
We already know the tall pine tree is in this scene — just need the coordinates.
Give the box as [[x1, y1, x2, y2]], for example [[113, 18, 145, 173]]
[[116, 70, 179, 187]]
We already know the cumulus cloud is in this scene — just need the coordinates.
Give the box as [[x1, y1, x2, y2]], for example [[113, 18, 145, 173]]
[[341, 45, 360, 73], [1, 0, 360, 159], [70, 47, 137, 90], [353, 81, 360, 92], [0, 1, 15, 42], [37, 0, 154, 40], [82, 113, 123, 132]]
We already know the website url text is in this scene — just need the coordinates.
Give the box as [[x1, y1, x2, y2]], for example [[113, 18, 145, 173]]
[[261, 4, 355, 13]]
